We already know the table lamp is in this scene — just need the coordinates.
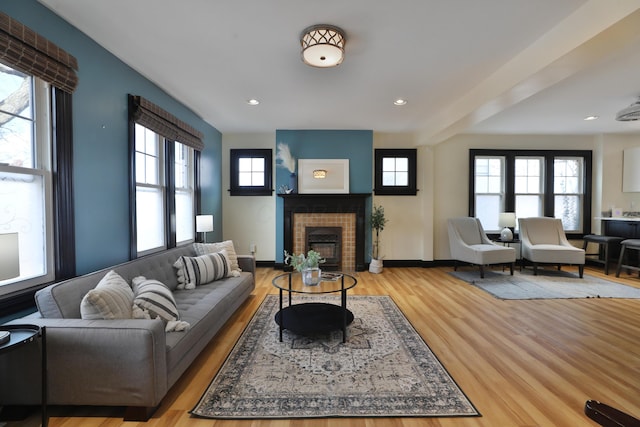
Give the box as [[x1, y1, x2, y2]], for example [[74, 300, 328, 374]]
[[498, 213, 516, 241], [196, 215, 214, 243]]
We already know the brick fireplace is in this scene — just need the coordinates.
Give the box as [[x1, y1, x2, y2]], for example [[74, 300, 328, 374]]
[[281, 194, 370, 271]]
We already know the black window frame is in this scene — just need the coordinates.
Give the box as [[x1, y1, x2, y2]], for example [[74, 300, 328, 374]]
[[374, 148, 417, 196], [230, 149, 273, 196], [469, 149, 592, 238]]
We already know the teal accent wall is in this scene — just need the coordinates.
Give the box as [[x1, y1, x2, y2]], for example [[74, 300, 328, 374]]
[[274, 130, 373, 264], [1, 1, 222, 274]]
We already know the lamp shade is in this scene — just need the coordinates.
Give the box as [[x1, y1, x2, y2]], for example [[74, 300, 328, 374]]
[[498, 212, 516, 228], [196, 215, 214, 233], [0, 232, 20, 281]]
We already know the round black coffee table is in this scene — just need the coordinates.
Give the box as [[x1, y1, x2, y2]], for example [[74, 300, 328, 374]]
[[272, 272, 357, 343]]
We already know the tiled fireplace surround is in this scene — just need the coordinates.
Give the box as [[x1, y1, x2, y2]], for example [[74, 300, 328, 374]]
[[281, 194, 370, 271]]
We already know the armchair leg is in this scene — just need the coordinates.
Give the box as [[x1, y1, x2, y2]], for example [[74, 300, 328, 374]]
[[579, 264, 584, 278], [479, 265, 484, 279], [509, 262, 514, 276], [533, 263, 538, 275]]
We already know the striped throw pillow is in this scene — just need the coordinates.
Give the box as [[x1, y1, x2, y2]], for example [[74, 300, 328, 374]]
[[193, 240, 241, 272], [174, 250, 231, 290], [132, 277, 180, 322]]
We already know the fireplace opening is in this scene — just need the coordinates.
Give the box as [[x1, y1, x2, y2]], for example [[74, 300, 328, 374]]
[[306, 227, 342, 271]]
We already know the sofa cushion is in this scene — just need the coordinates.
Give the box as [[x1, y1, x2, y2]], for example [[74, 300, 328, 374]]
[[194, 240, 241, 272], [80, 270, 134, 320], [132, 276, 189, 332], [174, 250, 233, 290]]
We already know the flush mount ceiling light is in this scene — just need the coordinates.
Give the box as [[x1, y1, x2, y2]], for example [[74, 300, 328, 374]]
[[616, 97, 640, 121], [300, 24, 346, 68], [394, 99, 407, 106], [247, 99, 260, 105]]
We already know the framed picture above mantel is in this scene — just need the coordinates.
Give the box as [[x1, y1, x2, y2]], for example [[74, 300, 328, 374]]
[[298, 159, 349, 194]]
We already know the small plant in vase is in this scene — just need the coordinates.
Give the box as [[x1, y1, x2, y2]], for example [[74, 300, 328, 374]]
[[370, 204, 388, 274], [284, 249, 325, 285]]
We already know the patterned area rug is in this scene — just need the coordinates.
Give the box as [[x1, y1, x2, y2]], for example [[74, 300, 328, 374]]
[[191, 295, 479, 419], [450, 268, 640, 299]]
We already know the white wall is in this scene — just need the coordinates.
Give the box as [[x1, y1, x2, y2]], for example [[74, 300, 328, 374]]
[[599, 134, 640, 218], [221, 133, 276, 261], [372, 133, 433, 261]]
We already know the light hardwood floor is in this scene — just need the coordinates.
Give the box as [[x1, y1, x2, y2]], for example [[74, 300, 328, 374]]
[[11, 265, 640, 427]]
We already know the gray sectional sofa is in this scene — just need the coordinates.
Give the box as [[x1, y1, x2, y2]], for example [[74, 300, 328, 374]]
[[0, 244, 255, 421]]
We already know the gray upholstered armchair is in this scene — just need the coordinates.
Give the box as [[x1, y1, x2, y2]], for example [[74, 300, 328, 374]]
[[447, 217, 516, 278], [518, 217, 585, 278]]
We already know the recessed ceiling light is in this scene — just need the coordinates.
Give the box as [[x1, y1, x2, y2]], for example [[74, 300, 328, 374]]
[[583, 115, 599, 121], [247, 99, 260, 106], [393, 99, 407, 106]]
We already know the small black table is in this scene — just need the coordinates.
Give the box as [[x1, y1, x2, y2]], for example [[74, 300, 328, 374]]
[[0, 324, 47, 427], [272, 272, 357, 343]]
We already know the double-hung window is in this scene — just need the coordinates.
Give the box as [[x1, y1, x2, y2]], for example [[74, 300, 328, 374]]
[[0, 67, 54, 290], [129, 95, 202, 257], [0, 13, 77, 299], [174, 143, 195, 244], [470, 149, 591, 236], [135, 124, 166, 253]]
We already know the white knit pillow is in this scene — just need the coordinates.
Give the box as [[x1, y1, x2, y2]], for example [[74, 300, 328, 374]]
[[80, 270, 134, 320], [193, 240, 241, 272], [174, 250, 232, 290], [132, 276, 189, 332]]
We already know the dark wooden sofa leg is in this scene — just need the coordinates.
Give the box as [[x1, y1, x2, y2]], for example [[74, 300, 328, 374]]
[[509, 262, 514, 276], [579, 264, 584, 278], [479, 265, 484, 278], [124, 405, 158, 422]]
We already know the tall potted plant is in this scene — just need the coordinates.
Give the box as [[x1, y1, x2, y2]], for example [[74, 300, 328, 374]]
[[370, 204, 388, 274]]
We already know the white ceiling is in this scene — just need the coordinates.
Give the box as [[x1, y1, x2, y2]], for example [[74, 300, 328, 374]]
[[39, 0, 640, 143]]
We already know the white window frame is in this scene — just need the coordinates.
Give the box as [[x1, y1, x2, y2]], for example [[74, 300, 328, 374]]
[[0, 76, 54, 294], [174, 142, 195, 244], [135, 124, 166, 256]]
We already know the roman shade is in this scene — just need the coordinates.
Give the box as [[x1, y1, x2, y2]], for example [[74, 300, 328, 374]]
[[0, 12, 78, 93], [130, 95, 204, 151]]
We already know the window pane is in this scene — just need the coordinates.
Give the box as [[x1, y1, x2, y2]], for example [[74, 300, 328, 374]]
[[175, 189, 194, 243], [382, 157, 395, 171], [488, 176, 501, 193], [382, 171, 395, 186], [136, 186, 165, 252], [252, 171, 264, 186], [515, 195, 542, 219], [476, 195, 502, 231], [238, 157, 252, 172], [239, 171, 252, 186], [395, 171, 408, 186], [395, 157, 408, 171], [0, 68, 34, 168], [252, 157, 265, 172], [0, 170, 46, 283], [475, 176, 488, 193], [555, 195, 580, 231]]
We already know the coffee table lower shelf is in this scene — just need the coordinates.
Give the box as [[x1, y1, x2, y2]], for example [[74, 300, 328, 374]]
[[275, 302, 354, 338]]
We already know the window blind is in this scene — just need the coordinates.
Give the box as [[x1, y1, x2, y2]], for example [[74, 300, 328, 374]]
[[0, 12, 78, 93], [130, 95, 204, 151]]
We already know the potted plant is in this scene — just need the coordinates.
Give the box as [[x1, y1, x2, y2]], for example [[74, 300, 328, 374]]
[[370, 205, 388, 274], [284, 249, 325, 285]]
